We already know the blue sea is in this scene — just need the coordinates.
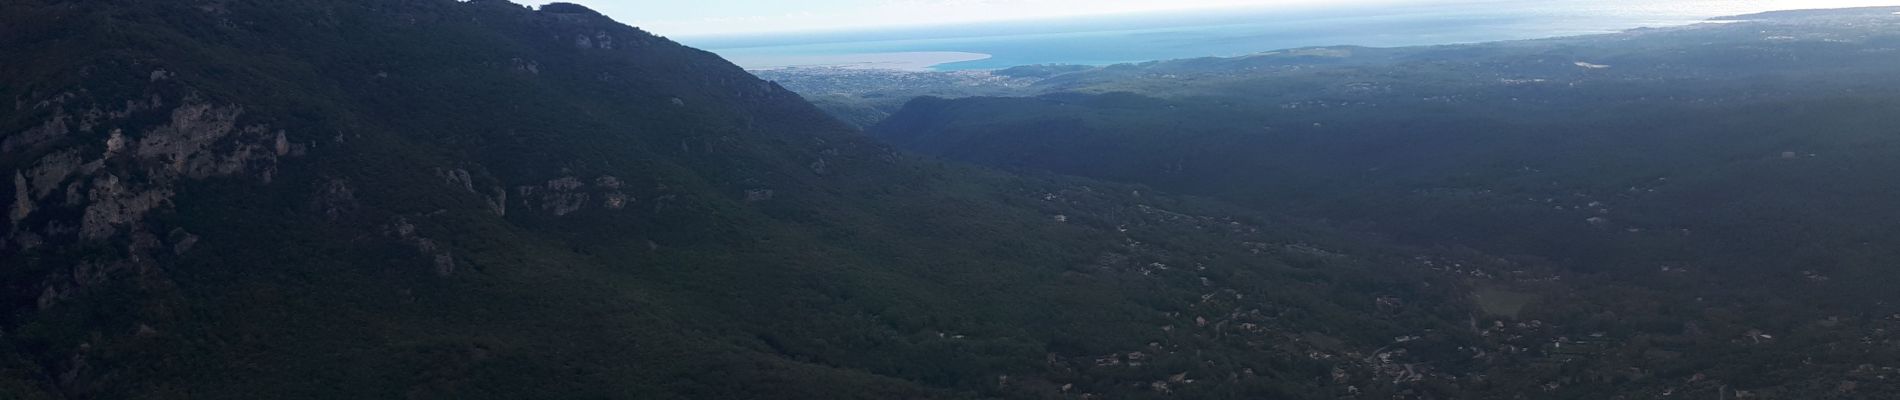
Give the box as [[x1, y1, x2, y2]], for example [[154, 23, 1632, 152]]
[[678, 0, 1895, 70]]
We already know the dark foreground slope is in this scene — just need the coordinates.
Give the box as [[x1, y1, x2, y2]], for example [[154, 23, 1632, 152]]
[[0, 1, 1523, 399], [873, 7, 1900, 398]]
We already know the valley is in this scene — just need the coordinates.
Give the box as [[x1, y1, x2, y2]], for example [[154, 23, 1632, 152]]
[[3, 1, 1899, 399]]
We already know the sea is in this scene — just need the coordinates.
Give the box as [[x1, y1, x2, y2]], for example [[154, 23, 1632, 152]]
[[678, 0, 1899, 71]]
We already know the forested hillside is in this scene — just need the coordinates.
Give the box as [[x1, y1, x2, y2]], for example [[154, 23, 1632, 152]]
[[872, 7, 1900, 398], [9, 0, 1899, 398], [0, 1, 1530, 399]]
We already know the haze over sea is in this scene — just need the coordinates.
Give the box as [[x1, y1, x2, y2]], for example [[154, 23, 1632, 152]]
[[677, 0, 1893, 71]]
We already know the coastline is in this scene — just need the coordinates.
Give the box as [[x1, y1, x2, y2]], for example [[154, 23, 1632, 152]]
[[691, 2, 1900, 72], [725, 51, 993, 72]]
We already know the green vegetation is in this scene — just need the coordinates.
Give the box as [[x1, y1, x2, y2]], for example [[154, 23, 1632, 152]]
[[0, 0, 1499, 398], [869, 6, 1900, 398], [755, 68, 1041, 129], [9, 0, 1899, 398]]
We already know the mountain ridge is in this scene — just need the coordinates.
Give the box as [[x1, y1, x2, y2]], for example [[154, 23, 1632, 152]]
[[0, 1, 1501, 398]]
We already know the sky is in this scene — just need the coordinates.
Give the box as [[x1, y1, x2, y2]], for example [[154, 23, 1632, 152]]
[[544, 0, 1900, 37], [541, 0, 1403, 37]]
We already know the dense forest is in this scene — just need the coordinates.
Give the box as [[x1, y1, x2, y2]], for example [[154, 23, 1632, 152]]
[[5, 0, 1899, 399], [866, 7, 1900, 399], [0, 0, 1564, 398]]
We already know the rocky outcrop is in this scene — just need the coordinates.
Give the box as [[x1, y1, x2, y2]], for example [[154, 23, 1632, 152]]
[[513, 175, 633, 216], [9, 171, 31, 226], [135, 102, 287, 182], [593, 31, 614, 50], [603, 192, 630, 210], [385, 216, 457, 277], [5, 85, 301, 310], [79, 174, 174, 240], [104, 129, 127, 157], [8, 94, 289, 243], [25, 149, 89, 199], [484, 187, 508, 216], [437, 168, 475, 193], [535, 177, 587, 216]]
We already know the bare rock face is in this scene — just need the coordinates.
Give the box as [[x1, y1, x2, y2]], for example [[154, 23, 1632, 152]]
[[9, 171, 31, 225], [104, 129, 127, 156], [273, 130, 290, 156], [80, 174, 174, 240], [571, 31, 616, 50], [26, 149, 91, 200], [438, 168, 475, 193], [539, 177, 588, 216], [593, 31, 614, 50], [384, 216, 458, 277], [512, 175, 637, 216], [485, 187, 508, 216], [135, 103, 242, 168], [135, 103, 286, 181], [603, 192, 630, 210], [5, 88, 301, 310]]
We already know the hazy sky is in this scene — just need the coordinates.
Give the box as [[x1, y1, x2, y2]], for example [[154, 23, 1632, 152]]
[[545, 0, 1900, 37], [545, 0, 1402, 36]]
